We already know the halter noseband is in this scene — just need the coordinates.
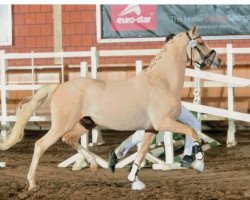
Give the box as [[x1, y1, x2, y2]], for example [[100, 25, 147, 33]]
[[186, 32, 216, 68]]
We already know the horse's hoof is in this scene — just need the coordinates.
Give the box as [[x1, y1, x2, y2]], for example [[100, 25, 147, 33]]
[[192, 159, 204, 172], [28, 184, 40, 192], [131, 177, 146, 190]]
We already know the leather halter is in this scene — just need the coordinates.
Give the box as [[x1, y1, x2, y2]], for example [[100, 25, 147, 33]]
[[186, 32, 216, 68]]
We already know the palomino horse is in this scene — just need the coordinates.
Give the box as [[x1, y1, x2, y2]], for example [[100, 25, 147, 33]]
[[0, 26, 221, 190]]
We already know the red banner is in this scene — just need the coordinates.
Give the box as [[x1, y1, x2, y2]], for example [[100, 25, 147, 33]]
[[110, 5, 157, 32]]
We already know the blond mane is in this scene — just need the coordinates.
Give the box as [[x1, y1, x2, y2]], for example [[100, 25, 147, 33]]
[[144, 33, 183, 72]]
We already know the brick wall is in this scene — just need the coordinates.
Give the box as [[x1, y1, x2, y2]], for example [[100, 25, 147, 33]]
[[2, 5, 54, 66], [8, 5, 53, 53], [0, 4, 250, 65], [0, 5, 249, 113]]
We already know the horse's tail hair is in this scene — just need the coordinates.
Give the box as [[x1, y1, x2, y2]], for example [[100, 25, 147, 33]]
[[0, 84, 58, 150]]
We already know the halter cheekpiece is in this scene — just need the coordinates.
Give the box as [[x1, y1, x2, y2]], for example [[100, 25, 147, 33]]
[[186, 32, 216, 68]]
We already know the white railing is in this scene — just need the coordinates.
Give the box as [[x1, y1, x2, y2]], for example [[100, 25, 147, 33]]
[[1, 45, 250, 147], [0, 49, 92, 136]]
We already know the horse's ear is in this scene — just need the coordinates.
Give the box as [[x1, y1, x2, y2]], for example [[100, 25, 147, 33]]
[[191, 25, 199, 35]]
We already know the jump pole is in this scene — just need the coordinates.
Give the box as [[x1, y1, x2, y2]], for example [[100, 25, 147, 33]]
[[89, 47, 105, 146], [152, 131, 184, 170], [226, 44, 237, 147], [149, 131, 220, 158]]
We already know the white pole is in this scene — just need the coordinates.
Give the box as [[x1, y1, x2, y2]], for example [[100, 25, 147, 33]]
[[152, 131, 183, 170], [80, 61, 88, 77], [80, 62, 89, 150], [135, 60, 143, 75], [90, 47, 104, 146], [164, 131, 174, 164], [61, 50, 64, 83], [0, 50, 8, 137], [226, 44, 237, 147], [31, 51, 36, 118], [31, 51, 35, 96], [91, 47, 98, 79]]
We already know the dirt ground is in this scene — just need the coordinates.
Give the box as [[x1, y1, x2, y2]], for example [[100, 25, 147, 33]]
[[0, 129, 250, 200]]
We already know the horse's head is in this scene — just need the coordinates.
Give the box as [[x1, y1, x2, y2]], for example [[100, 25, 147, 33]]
[[186, 25, 222, 69]]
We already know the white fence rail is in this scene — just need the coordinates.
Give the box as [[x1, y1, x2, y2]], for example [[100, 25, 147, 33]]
[[0, 49, 93, 136], [0, 45, 250, 147]]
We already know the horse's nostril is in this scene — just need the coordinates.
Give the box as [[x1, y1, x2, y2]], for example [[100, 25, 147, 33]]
[[214, 58, 222, 67]]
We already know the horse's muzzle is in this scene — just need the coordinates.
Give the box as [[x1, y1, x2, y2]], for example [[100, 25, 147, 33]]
[[211, 58, 222, 69]]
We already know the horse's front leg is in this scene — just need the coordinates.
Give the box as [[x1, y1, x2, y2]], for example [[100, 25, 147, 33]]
[[154, 118, 204, 171], [128, 132, 156, 182]]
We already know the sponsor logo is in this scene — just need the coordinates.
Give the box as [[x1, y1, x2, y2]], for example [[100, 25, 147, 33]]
[[110, 5, 157, 31], [116, 16, 152, 24], [117, 5, 151, 24], [119, 5, 141, 16]]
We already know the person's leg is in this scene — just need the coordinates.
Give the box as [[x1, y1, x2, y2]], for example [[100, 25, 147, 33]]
[[115, 130, 145, 158], [109, 130, 144, 172], [178, 105, 201, 167]]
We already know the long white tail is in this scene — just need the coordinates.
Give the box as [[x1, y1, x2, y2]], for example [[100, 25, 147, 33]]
[[0, 84, 58, 150]]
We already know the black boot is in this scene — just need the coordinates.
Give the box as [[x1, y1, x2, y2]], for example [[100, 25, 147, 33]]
[[108, 150, 118, 173], [192, 142, 204, 160], [180, 155, 194, 168]]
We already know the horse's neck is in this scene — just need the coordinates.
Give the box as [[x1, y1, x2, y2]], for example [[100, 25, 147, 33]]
[[153, 35, 188, 95]]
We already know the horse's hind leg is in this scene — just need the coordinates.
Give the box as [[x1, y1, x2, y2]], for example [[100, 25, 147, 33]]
[[27, 128, 63, 190], [62, 123, 98, 174]]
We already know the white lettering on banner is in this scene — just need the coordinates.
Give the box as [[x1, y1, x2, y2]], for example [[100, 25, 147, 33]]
[[227, 14, 250, 23], [170, 14, 250, 25], [170, 15, 204, 23], [117, 16, 151, 24]]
